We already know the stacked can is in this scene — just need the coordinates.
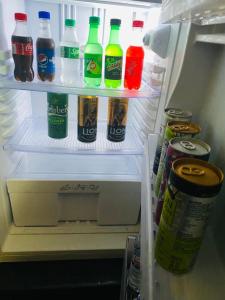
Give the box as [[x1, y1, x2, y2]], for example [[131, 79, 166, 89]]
[[155, 158, 224, 274], [152, 108, 192, 187], [155, 138, 211, 225], [154, 121, 201, 225]]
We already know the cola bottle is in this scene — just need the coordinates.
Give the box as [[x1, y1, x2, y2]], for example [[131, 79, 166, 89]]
[[11, 13, 34, 82], [36, 11, 55, 82]]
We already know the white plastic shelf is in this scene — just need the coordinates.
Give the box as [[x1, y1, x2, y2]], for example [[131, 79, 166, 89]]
[[0, 77, 154, 99], [195, 34, 225, 45], [3, 118, 144, 155], [161, 0, 225, 24]]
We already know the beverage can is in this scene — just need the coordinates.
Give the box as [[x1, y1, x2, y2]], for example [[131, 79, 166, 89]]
[[78, 95, 98, 143], [155, 121, 201, 198], [107, 97, 128, 142], [155, 158, 224, 274], [155, 138, 211, 225], [47, 93, 68, 139], [153, 108, 192, 178]]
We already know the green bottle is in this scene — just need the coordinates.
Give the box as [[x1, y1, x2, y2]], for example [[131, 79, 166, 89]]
[[84, 16, 102, 87], [105, 19, 123, 88], [47, 93, 68, 139]]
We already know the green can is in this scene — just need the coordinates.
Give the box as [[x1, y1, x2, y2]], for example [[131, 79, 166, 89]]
[[155, 158, 224, 274], [47, 92, 68, 139]]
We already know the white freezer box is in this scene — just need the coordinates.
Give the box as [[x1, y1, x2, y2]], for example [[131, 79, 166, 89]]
[[7, 153, 142, 227]]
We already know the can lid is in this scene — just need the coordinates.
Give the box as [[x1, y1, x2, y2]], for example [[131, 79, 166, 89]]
[[89, 16, 100, 25], [38, 11, 50, 19], [171, 158, 224, 197], [168, 121, 201, 135], [110, 19, 121, 26], [170, 137, 211, 157], [15, 13, 27, 21], [165, 107, 192, 119], [65, 18, 75, 27], [133, 20, 144, 28]]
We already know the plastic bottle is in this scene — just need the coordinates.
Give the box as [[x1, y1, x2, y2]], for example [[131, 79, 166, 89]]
[[60, 19, 80, 84], [126, 236, 141, 300], [104, 19, 123, 88], [11, 13, 34, 82], [36, 11, 55, 82], [124, 20, 144, 90], [84, 16, 102, 87]]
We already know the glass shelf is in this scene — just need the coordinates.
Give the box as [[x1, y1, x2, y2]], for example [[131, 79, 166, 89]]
[[0, 76, 155, 99], [3, 118, 144, 155]]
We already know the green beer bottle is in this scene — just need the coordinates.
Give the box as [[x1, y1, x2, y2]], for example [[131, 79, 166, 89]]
[[47, 92, 68, 139], [105, 19, 123, 88], [84, 16, 102, 87]]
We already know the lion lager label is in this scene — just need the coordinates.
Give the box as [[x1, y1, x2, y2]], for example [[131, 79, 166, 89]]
[[78, 95, 98, 143], [155, 158, 224, 274], [107, 97, 128, 142], [47, 93, 68, 139]]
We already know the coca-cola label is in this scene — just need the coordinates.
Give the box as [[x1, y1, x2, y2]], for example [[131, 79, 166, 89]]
[[12, 42, 33, 56]]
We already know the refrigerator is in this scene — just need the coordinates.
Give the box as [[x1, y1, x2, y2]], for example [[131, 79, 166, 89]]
[[0, 0, 225, 299]]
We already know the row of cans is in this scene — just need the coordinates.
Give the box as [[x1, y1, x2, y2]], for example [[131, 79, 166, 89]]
[[48, 94, 129, 143], [153, 108, 224, 274]]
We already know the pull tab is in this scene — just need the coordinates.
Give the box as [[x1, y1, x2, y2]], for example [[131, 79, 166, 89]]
[[180, 141, 196, 150], [171, 124, 189, 131], [168, 109, 182, 116], [181, 166, 205, 176]]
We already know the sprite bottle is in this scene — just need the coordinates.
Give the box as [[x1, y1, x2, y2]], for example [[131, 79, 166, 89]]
[[105, 19, 123, 88], [84, 16, 102, 87]]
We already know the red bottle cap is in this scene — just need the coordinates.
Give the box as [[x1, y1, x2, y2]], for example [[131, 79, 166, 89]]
[[15, 13, 27, 21], [133, 20, 144, 28]]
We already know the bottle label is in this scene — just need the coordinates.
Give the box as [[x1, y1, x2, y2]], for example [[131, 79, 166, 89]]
[[105, 56, 122, 80], [48, 101, 68, 138], [84, 53, 102, 78], [37, 48, 55, 74], [60, 46, 79, 59], [12, 42, 33, 56]]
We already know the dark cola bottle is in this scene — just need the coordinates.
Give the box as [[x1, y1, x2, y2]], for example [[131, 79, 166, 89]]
[[36, 11, 55, 82], [11, 13, 34, 82]]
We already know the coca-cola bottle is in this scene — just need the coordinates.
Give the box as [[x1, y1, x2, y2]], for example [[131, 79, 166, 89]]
[[11, 13, 34, 82]]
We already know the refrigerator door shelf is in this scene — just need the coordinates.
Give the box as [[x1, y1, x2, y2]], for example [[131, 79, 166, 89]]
[[142, 135, 225, 300], [3, 118, 144, 155]]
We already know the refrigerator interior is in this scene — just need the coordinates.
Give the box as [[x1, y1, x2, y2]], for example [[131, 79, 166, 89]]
[[0, 0, 165, 261]]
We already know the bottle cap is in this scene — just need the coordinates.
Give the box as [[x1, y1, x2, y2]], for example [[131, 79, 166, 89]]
[[15, 13, 27, 21], [65, 19, 76, 27], [133, 20, 144, 28], [89, 16, 100, 25], [38, 11, 50, 19], [110, 19, 121, 26]]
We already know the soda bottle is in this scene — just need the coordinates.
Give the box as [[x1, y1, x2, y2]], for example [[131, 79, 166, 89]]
[[60, 19, 80, 84], [47, 93, 68, 139], [36, 11, 55, 82], [124, 20, 144, 90], [104, 19, 123, 88], [84, 16, 102, 87], [11, 13, 34, 82], [126, 236, 141, 300]]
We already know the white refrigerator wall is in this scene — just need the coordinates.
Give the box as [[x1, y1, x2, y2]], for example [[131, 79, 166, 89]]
[[167, 22, 225, 267]]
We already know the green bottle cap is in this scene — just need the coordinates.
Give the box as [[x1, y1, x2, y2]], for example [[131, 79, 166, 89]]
[[89, 16, 100, 25], [65, 19, 75, 27], [110, 19, 121, 26]]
